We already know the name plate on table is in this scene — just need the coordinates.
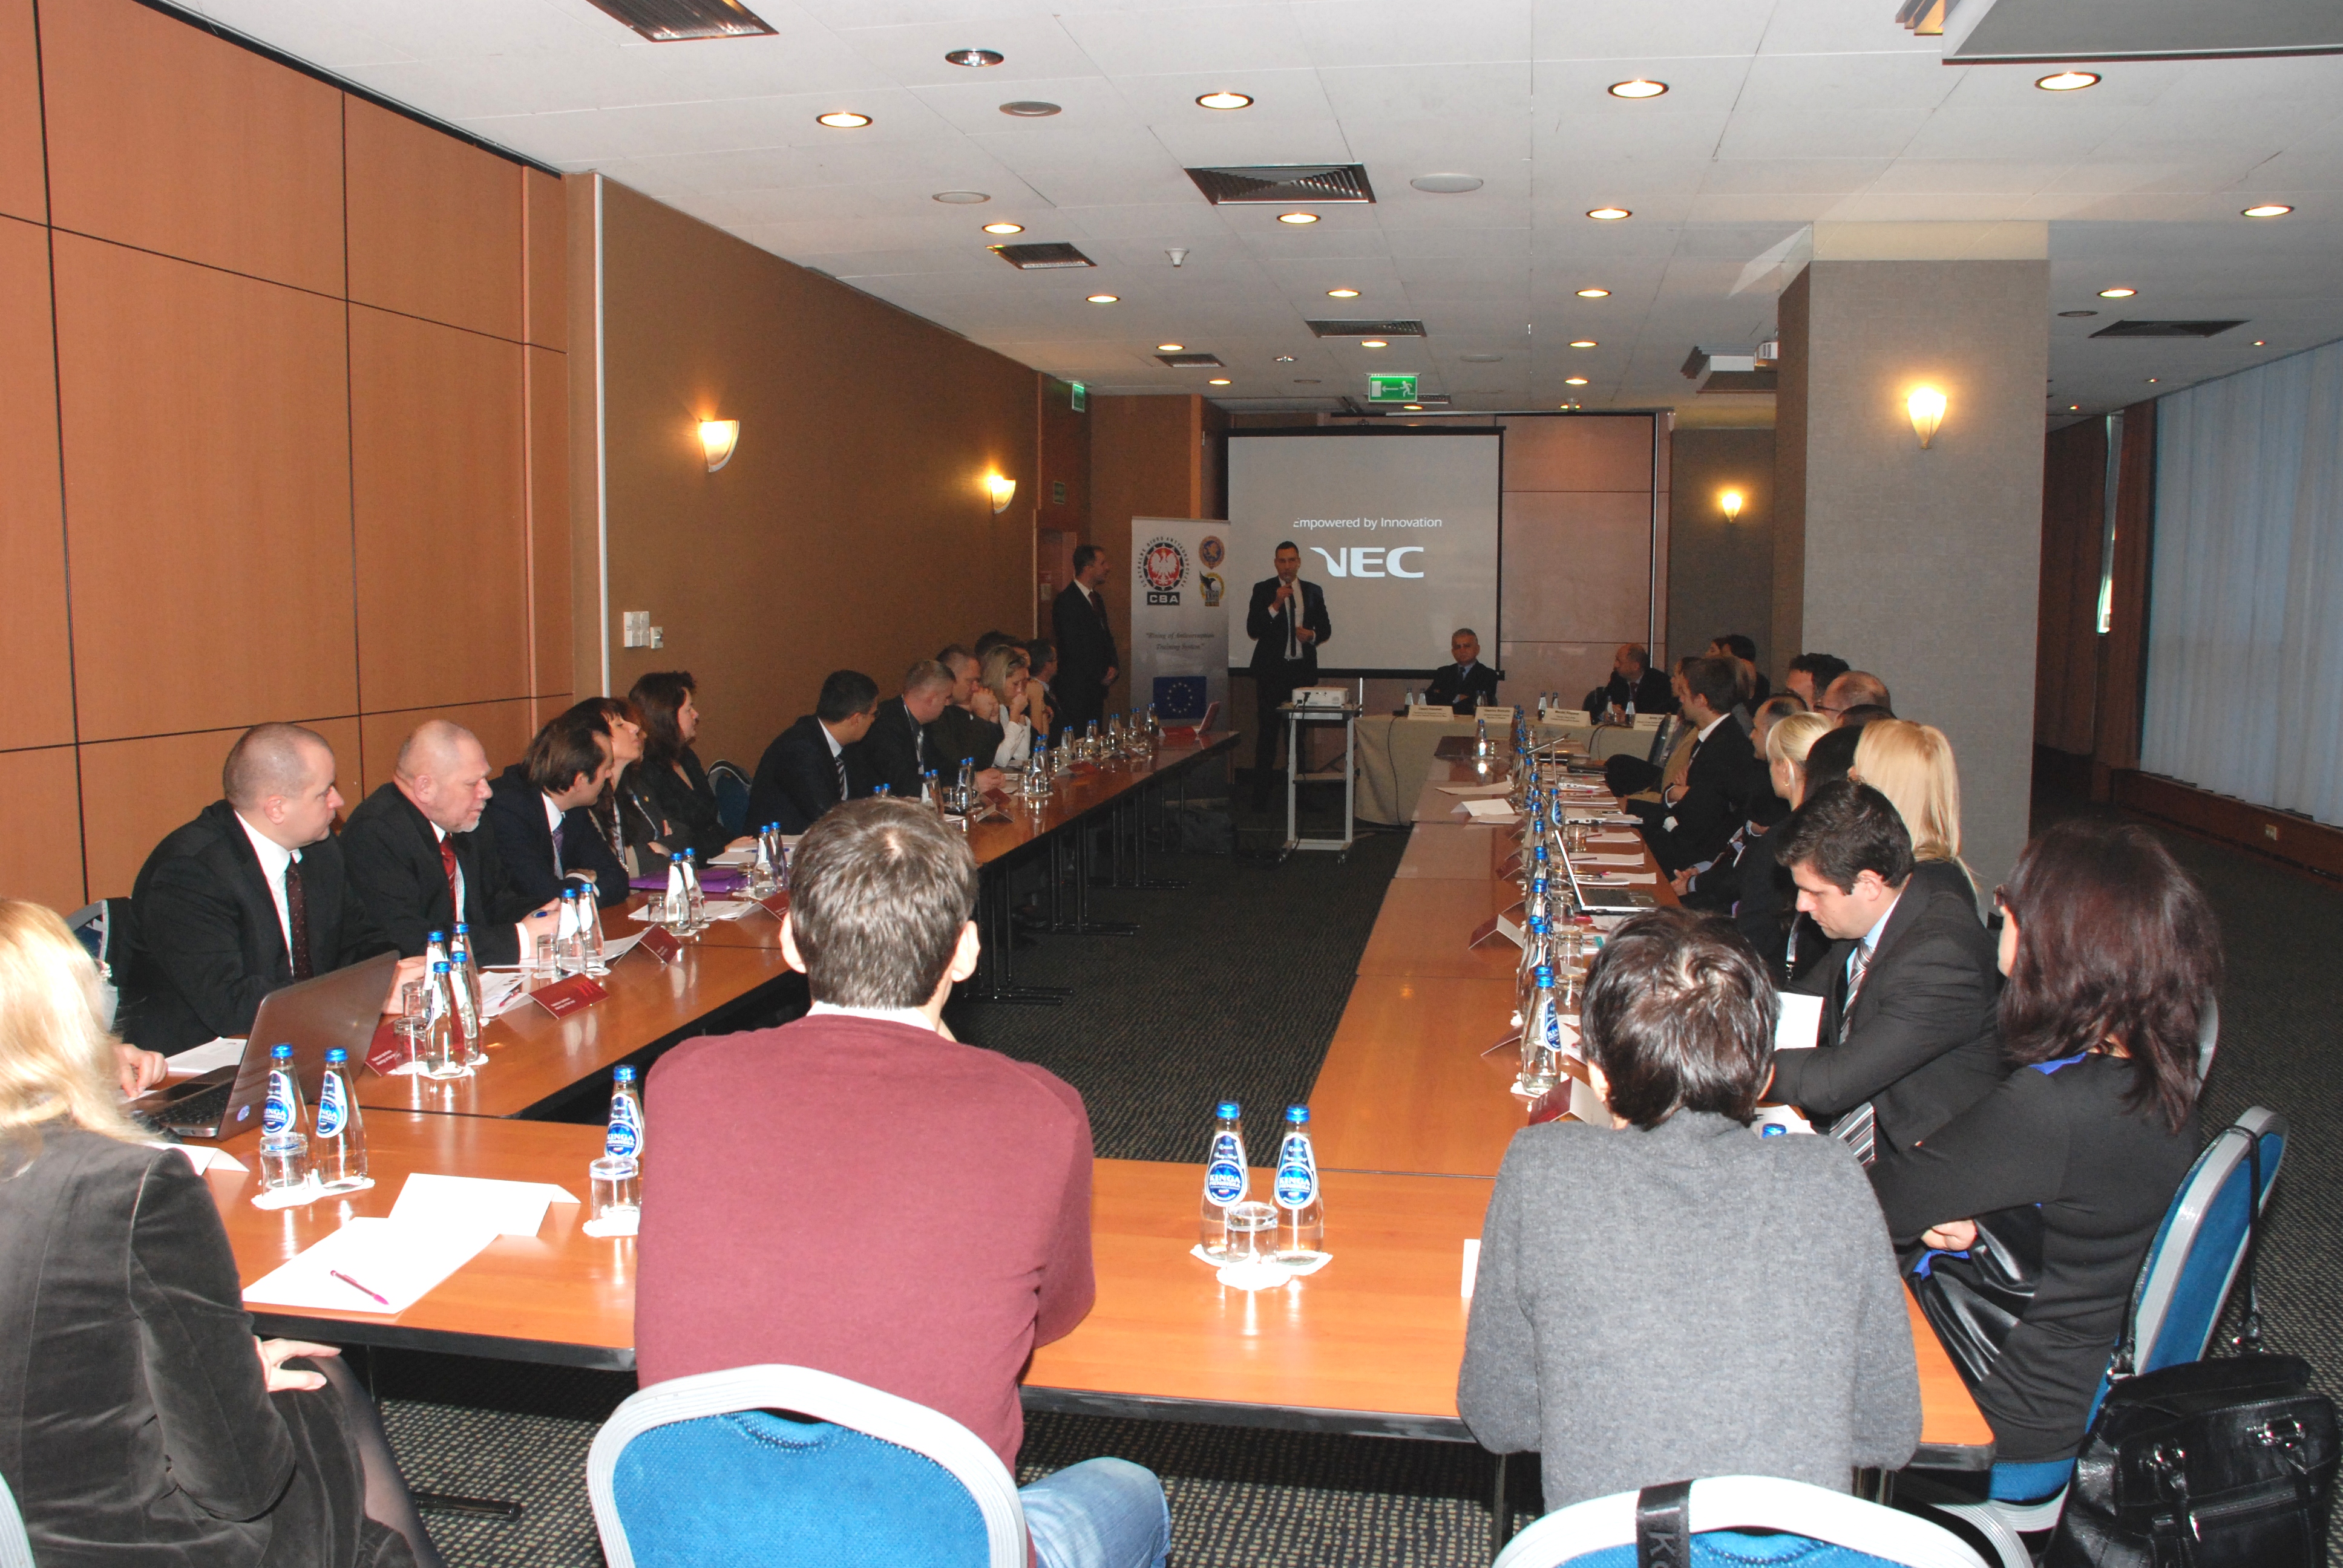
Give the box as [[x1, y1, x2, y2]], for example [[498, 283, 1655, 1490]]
[[1467, 913, 1526, 950], [526, 974, 608, 1018], [755, 891, 790, 918], [363, 1018, 405, 1077], [634, 926, 683, 965]]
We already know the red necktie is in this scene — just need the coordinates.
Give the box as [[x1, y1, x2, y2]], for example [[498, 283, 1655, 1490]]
[[439, 837, 462, 924]]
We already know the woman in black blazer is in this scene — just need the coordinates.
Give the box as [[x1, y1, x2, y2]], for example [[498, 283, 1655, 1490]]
[[0, 901, 441, 1568], [627, 671, 744, 863]]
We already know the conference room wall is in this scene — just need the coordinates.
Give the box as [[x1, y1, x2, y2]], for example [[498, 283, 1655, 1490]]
[[588, 178, 1038, 773], [1666, 427, 1777, 675], [1038, 375, 1091, 629], [1090, 393, 1223, 724], [2035, 418, 2108, 757]]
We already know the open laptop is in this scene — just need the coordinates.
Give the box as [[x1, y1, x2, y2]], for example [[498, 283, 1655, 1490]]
[[133, 952, 398, 1138], [1562, 847, 1656, 915]]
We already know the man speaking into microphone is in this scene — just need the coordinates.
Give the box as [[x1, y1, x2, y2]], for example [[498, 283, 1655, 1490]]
[[1245, 540, 1333, 811]]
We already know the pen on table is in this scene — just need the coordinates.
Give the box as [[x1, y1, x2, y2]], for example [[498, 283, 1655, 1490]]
[[330, 1269, 391, 1306]]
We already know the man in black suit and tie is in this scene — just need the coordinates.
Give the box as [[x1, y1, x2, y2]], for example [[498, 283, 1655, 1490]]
[[1051, 544, 1118, 739], [1245, 540, 1334, 810], [1635, 655, 1768, 875], [481, 717, 617, 910], [862, 660, 956, 799], [1769, 781, 2002, 1171], [749, 670, 879, 834], [1424, 628, 1499, 711], [123, 723, 410, 1054], [1582, 641, 1676, 720], [342, 720, 560, 965]]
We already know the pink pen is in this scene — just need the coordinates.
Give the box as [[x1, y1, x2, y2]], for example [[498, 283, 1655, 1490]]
[[330, 1269, 390, 1306]]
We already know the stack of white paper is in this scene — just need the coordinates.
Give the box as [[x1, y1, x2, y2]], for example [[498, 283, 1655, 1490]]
[[165, 1039, 244, 1077], [1461, 799, 1521, 823], [391, 1172, 578, 1238], [242, 1217, 498, 1315]]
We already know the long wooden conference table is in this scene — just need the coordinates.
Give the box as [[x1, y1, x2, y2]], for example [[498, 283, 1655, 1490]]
[[205, 734, 1988, 1546]]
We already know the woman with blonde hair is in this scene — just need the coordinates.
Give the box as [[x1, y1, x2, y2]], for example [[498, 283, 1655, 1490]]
[[1852, 719, 1964, 864], [1710, 708, 1840, 979], [1766, 710, 1835, 812], [0, 900, 442, 1568], [969, 642, 1037, 768]]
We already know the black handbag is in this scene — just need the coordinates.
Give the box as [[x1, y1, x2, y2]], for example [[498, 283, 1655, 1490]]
[[1907, 1203, 2045, 1392], [2048, 1137, 2337, 1566]]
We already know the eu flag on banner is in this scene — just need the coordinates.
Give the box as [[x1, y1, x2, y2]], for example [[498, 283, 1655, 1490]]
[[1153, 676, 1206, 722]]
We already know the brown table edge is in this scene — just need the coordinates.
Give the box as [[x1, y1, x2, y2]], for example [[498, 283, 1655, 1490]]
[[243, 1310, 635, 1371], [1020, 1385, 1468, 1443]]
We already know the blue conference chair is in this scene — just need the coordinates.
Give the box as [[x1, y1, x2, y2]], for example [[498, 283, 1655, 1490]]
[[585, 1365, 1027, 1568], [1493, 1477, 1990, 1568], [705, 760, 752, 836]]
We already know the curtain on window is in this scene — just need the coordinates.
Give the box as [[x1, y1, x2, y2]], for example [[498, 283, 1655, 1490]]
[[2143, 339, 2343, 825]]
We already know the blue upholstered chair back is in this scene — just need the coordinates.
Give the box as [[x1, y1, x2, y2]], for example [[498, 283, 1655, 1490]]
[[0, 1465, 30, 1568], [706, 761, 752, 836], [2129, 1105, 2284, 1377], [1493, 1477, 1987, 1568]]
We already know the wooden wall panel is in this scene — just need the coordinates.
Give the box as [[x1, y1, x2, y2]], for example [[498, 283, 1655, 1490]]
[[0, 0, 42, 224], [350, 305, 528, 712], [2035, 419, 2106, 753], [1501, 491, 1651, 642], [1, 748, 85, 910], [358, 699, 534, 798], [523, 168, 565, 351], [526, 345, 572, 696], [53, 235, 357, 740], [40, 0, 343, 296], [345, 97, 522, 341], [1499, 414, 1653, 492], [0, 218, 74, 748], [2094, 399, 2157, 782], [78, 719, 362, 901]]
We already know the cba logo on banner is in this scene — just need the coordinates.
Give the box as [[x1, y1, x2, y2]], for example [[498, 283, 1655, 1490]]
[[1141, 537, 1188, 605]]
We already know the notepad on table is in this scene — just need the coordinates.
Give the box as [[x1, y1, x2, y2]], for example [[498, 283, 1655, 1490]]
[[242, 1216, 499, 1315], [166, 1038, 245, 1077], [390, 1172, 579, 1239]]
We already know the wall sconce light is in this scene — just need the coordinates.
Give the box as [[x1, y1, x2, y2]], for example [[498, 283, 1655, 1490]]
[[1906, 387, 1947, 449], [986, 474, 1017, 514], [698, 419, 740, 472], [1719, 489, 1745, 523]]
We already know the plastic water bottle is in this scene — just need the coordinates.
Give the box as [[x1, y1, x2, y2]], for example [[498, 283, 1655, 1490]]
[[1083, 719, 1098, 760], [1474, 715, 1489, 758], [1274, 1106, 1323, 1259], [660, 857, 686, 927], [679, 850, 705, 932], [1519, 964, 1562, 1096], [450, 924, 485, 1028], [752, 825, 776, 892], [556, 887, 585, 973], [919, 771, 941, 810], [1024, 737, 1049, 799], [313, 1046, 368, 1189], [578, 889, 608, 975], [422, 960, 467, 1079], [1198, 1102, 1249, 1260], [258, 1043, 310, 1188], [605, 1065, 645, 1161]]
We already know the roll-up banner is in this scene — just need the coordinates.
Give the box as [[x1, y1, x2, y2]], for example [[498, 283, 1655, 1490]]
[[1127, 517, 1231, 727]]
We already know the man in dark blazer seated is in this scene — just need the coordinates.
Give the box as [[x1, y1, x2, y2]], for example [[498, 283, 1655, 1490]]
[[480, 717, 615, 910], [1050, 544, 1118, 739], [1768, 781, 2003, 1171], [342, 719, 559, 965], [1245, 540, 1333, 810], [1424, 627, 1499, 711], [1635, 655, 1769, 875], [122, 723, 409, 1054], [749, 670, 880, 834], [922, 647, 1006, 791], [862, 660, 956, 798], [1582, 641, 1676, 720]]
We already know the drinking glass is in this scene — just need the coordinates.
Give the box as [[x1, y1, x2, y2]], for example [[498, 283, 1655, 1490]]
[[1221, 1201, 1278, 1269], [422, 1018, 470, 1081], [392, 1016, 430, 1074], [258, 1135, 310, 1191], [530, 934, 557, 987], [589, 1156, 641, 1218]]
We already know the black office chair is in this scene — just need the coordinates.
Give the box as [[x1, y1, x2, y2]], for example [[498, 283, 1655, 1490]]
[[706, 761, 752, 837], [66, 898, 136, 1032]]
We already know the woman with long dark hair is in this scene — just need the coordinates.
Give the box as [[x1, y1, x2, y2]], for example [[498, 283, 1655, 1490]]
[[626, 671, 747, 862], [1873, 817, 2219, 1500]]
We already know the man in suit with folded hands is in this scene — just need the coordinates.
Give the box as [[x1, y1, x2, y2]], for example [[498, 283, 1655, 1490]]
[[1635, 655, 1770, 875], [481, 717, 617, 910], [749, 670, 879, 834], [342, 720, 559, 965], [1424, 628, 1499, 711], [123, 723, 410, 1056], [861, 660, 955, 799], [1052, 544, 1119, 740]]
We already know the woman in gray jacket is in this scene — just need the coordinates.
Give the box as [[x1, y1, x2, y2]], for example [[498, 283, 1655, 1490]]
[[1460, 906, 1922, 1510]]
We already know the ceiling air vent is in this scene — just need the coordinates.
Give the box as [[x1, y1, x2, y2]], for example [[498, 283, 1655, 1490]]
[[990, 242, 1096, 270], [1157, 353, 1224, 368], [1185, 165, 1377, 205], [2090, 319, 2247, 339], [582, 0, 775, 41], [1306, 319, 1425, 338]]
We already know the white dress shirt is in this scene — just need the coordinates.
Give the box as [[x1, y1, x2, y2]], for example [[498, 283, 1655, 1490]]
[[808, 1000, 940, 1034], [234, 811, 299, 961]]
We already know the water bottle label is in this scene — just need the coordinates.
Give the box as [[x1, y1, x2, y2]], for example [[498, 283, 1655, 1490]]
[[1204, 1131, 1247, 1204], [605, 1098, 641, 1159], [1541, 1004, 1568, 1051], [1274, 1133, 1316, 1209], [316, 1073, 347, 1138], [262, 1070, 297, 1136]]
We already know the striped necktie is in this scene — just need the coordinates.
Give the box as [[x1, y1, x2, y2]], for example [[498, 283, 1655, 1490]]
[[1827, 942, 1877, 1165], [834, 750, 849, 801]]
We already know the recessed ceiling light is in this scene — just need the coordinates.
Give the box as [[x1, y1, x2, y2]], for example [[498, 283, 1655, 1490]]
[[1000, 101, 1061, 117], [2147, 377, 2159, 383], [945, 48, 1003, 67], [1087, 294, 1119, 304], [2243, 204, 2293, 218], [1361, 339, 1389, 348], [1327, 287, 1360, 298], [816, 111, 871, 128], [1196, 91, 1253, 110], [2253, 339, 2267, 346], [2057, 310, 2099, 318], [1157, 342, 1185, 351], [982, 221, 1024, 235], [1208, 377, 1231, 385], [1564, 376, 1590, 386], [1576, 287, 1610, 298], [1608, 79, 1668, 99], [2035, 70, 2100, 91], [1411, 173, 1484, 194], [1274, 355, 1296, 362], [932, 191, 990, 204], [2069, 403, 2081, 411], [2099, 286, 2137, 298], [1587, 207, 1631, 221], [1403, 403, 1423, 411], [1277, 211, 1319, 224], [1570, 339, 1598, 348]]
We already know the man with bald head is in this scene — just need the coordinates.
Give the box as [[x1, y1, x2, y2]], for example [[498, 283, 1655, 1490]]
[[1818, 670, 1893, 723], [123, 723, 405, 1054], [342, 720, 559, 965]]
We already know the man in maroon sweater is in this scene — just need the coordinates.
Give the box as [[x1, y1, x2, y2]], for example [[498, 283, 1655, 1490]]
[[638, 797, 1167, 1568]]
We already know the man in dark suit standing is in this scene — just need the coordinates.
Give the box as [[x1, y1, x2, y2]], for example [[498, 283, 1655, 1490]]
[[1634, 655, 1769, 874], [1245, 540, 1333, 810], [749, 670, 880, 834], [123, 723, 409, 1054], [342, 720, 559, 965], [1769, 782, 2002, 1171], [862, 660, 957, 799], [1424, 628, 1499, 711], [1051, 544, 1118, 740], [481, 717, 616, 910]]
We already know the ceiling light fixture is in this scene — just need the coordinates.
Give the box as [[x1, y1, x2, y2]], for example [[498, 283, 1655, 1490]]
[[2254, 339, 2267, 346], [2243, 204, 2293, 218], [2035, 70, 2100, 91], [1608, 79, 1668, 99], [1362, 339, 1389, 348], [1087, 293, 1119, 304], [1411, 173, 1484, 194], [2099, 286, 2137, 298], [1564, 376, 1589, 386], [1907, 386, 1948, 448], [1587, 207, 1631, 221], [945, 48, 1003, 67], [1158, 342, 1185, 351], [1208, 377, 1232, 385], [1576, 287, 1610, 298], [999, 101, 1061, 117], [1570, 339, 1597, 348], [1196, 91, 1253, 109], [1277, 211, 1319, 224], [816, 111, 871, 128], [2058, 310, 2099, 318], [2147, 377, 2159, 383], [1403, 403, 1423, 411], [2070, 404, 2081, 411], [1275, 355, 1296, 362], [983, 221, 1024, 235], [1328, 287, 1360, 298], [932, 190, 989, 204]]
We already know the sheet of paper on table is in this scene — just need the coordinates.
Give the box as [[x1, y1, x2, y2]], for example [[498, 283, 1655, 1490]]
[[390, 1172, 579, 1238], [241, 1216, 499, 1315], [1576, 869, 1657, 884], [1438, 782, 1513, 796], [166, 1038, 245, 1077], [1573, 854, 1645, 866], [709, 848, 755, 866], [146, 1142, 247, 1174], [1775, 991, 1824, 1053], [1460, 799, 1522, 822]]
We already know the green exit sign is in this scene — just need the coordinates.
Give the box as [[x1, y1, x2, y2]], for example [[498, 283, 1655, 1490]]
[[1367, 374, 1418, 403], [1070, 381, 1087, 412]]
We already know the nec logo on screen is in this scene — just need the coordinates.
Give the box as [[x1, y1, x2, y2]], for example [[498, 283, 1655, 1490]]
[[1311, 546, 1424, 579]]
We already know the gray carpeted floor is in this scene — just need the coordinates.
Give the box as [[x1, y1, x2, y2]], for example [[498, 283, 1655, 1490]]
[[370, 790, 2343, 1567]]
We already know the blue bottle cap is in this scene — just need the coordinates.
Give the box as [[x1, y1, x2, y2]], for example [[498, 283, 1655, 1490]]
[[614, 1065, 637, 1083], [270, 1042, 294, 1059], [432, 960, 451, 972], [962, 757, 974, 766], [455, 923, 470, 934], [1286, 1105, 1309, 1124], [1216, 1101, 1240, 1119], [325, 1047, 348, 1063], [563, 886, 578, 898], [1536, 964, 1554, 983], [428, 929, 446, 942]]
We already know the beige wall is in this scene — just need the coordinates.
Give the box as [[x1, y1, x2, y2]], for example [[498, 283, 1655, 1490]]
[[1669, 427, 1778, 675]]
